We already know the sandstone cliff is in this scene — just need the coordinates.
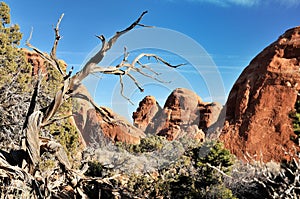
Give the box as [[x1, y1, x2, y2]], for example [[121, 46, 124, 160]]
[[220, 26, 300, 162]]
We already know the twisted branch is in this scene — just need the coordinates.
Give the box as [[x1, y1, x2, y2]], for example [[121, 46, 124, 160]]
[[72, 11, 149, 85], [50, 13, 65, 76]]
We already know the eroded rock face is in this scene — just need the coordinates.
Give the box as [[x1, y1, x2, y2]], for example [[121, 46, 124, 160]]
[[72, 84, 145, 146], [145, 88, 222, 141], [94, 107, 146, 144], [220, 26, 300, 162], [132, 96, 161, 131], [23, 48, 47, 75]]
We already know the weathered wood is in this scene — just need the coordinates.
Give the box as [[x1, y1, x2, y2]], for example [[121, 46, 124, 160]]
[[24, 111, 42, 168], [40, 139, 71, 170]]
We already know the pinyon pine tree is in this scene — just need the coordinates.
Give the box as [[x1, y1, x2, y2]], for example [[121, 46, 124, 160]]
[[0, 1, 33, 150]]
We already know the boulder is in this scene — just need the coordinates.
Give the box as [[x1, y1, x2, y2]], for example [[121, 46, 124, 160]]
[[220, 26, 300, 162]]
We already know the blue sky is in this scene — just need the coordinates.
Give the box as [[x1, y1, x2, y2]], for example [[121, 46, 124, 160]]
[[4, 0, 300, 120]]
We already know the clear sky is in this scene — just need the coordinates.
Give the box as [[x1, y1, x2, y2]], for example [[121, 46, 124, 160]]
[[4, 0, 300, 121]]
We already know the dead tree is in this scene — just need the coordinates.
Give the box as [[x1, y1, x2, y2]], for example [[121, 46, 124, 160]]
[[0, 11, 184, 197]]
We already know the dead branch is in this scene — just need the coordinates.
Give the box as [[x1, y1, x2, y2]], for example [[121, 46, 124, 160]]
[[206, 163, 233, 179], [50, 13, 65, 76], [41, 77, 70, 125], [26, 14, 65, 76], [41, 114, 73, 127], [50, 14, 64, 63], [23, 111, 43, 170], [227, 152, 300, 199], [22, 70, 42, 131], [119, 74, 134, 105], [71, 11, 149, 85], [0, 151, 43, 198], [40, 11, 161, 126], [91, 52, 184, 103], [40, 138, 71, 170]]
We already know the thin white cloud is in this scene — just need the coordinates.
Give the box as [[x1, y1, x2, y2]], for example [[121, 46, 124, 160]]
[[188, 0, 260, 7], [187, 0, 300, 7], [275, 0, 300, 7], [229, 0, 260, 6]]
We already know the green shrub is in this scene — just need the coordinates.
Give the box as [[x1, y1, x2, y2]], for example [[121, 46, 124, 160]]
[[85, 161, 104, 177], [167, 140, 235, 199], [45, 117, 80, 158], [0, 2, 33, 150], [108, 139, 236, 198], [0, 2, 31, 89], [192, 141, 234, 186], [116, 135, 167, 154]]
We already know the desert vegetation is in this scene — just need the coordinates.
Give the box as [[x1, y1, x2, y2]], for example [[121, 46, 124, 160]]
[[0, 2, 299, 198]]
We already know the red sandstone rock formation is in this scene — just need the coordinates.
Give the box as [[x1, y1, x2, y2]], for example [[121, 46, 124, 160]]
[[132, 96, 161, 131], [72, 84, 145, 145], [23, 48, 47, 75], [22, 48, 67, 76], [145, 88, 222, 141], [94, 107, 145, 144], [220, 26, 300, 162]]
